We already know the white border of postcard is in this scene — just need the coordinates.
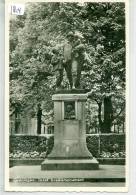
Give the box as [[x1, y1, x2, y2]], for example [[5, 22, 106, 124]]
[[5, 0, 129, 192]]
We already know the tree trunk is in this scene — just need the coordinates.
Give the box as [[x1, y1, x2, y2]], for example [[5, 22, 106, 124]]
[[103, 96, 113, 133], [97, 102, 103, 133]]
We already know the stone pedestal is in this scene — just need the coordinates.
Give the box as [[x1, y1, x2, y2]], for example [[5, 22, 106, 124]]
[[41, 92, 99, 170]]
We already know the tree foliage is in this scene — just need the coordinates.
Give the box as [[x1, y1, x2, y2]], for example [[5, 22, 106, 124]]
[[10, 2, 125, 132]]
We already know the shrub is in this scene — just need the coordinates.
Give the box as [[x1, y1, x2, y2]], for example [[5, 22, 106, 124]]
[[10, 135, 48, 153], [100, 134, 125, 153], [86, 135, 99, 157]]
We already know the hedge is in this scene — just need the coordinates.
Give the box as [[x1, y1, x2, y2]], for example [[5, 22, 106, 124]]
[[9, 134, 125, 159], [10, 135, 48, 153], [86, 135, 99, 157], [100, 134, 125, 153]]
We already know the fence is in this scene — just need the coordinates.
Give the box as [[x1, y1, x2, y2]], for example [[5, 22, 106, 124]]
[[10, 119, 125, 135]]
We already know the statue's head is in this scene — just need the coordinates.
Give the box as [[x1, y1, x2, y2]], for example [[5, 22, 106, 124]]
[[67, 31, 74, 41], [66, 104, 73, 112], [37, 103, 41, 108]]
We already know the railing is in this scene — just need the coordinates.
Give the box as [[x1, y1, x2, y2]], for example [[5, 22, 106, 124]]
[[86, 123, 125, 134]]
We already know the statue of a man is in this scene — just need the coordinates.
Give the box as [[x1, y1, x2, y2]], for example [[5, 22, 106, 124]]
[[62, 31, 86, 89], [62, 32, 75, 89], [71, 34, 85, 88], [51, 32, 74, 89], [51, 32, 88, 89]]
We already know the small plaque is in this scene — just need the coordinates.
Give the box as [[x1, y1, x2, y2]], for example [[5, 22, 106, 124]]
[[64, 101, 75, 120]]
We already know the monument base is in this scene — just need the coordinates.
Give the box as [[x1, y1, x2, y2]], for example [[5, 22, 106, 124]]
[[41, 92, 99, 171], [41, 158, 99, 170]]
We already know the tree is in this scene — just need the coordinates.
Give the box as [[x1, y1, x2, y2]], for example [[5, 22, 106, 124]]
[[82, 2, 125, 133]]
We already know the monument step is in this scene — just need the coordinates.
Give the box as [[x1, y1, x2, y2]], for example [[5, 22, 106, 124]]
[[9, 158, 125, 168], [41, 158, 99, 170]]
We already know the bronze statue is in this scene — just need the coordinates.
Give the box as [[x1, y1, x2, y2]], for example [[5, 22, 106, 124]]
[[71, 34, 85, 89], [51, 32, 87, 89]]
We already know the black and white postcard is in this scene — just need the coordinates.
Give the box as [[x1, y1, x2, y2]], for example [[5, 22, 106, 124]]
[[5, 0, 129, 192]]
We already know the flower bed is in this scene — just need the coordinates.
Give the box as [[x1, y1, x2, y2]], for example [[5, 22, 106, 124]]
[[9, 151, 47, 159]]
